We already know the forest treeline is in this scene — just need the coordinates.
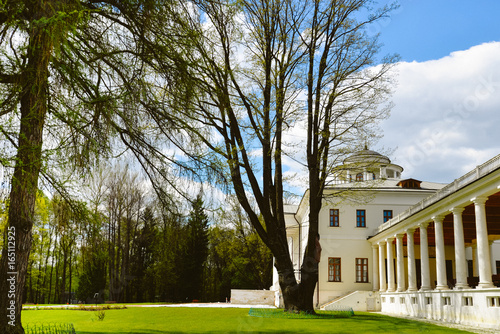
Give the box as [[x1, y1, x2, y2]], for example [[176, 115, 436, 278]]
[[1, 165, 272, 304]]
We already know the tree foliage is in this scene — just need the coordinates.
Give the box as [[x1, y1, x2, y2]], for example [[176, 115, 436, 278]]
[[0, 0, 197, 331]]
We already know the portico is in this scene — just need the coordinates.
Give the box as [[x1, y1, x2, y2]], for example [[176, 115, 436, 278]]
[[369, 155, 500, 330]]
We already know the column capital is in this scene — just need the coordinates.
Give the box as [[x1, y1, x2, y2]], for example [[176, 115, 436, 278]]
[[471, 196, 488, 205], [395, 233, 405, 239], [372, 244, 379, 249], [385, 236, 394, 243], [418, 221, 430, 229], [450, 206, 465, 214], [378, 241, 386, 246], [432, 215, 446, 223], [405, 227, 416, 235]]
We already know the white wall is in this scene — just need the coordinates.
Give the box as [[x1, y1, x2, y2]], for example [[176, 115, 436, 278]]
[[230, 289, 275, 306], [316, 189, 436, 305]]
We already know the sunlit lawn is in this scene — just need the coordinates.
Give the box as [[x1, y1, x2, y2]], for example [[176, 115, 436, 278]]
[[21, 307, 474, 333]]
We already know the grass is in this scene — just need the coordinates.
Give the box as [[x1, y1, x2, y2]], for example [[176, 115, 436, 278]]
[[21, 307, 474, 334]]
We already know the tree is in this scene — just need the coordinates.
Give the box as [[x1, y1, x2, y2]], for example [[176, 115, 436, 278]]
[[204, 197, 273, 302], [0, 1, 192, 331], [150, 0, 397, 312], [181, 194, 209, 301]]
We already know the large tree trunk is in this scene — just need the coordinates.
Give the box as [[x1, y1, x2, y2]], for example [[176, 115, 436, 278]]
[[0, 2, 52, 330], [274, 173, 322, 313]]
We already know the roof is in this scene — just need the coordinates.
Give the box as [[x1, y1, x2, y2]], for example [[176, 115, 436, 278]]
[[344, 149, 391, 165], [284, 204, 299, 214], [326, 178, 447, 191]]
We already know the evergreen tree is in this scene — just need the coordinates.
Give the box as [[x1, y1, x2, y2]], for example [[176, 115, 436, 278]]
[[181, 195, 209, 301]]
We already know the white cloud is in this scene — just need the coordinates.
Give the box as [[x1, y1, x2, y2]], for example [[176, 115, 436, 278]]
[[378, 42, 500, 183]]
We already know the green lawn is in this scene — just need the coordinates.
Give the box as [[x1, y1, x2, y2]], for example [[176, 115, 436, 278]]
[[21, 307, 474, 334]]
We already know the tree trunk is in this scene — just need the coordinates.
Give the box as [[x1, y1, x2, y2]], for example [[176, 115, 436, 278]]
[[61, 248, 67, 304], [42, 227, 54, 304], [0, 12, 52, 330], [68, 250, 73, 304]]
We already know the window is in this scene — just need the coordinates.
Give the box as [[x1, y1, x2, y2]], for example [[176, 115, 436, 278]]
[[488, 297, 500, 307], [329, 209, 339, 227], [356, 173, 363, 181], [356, 209, 366, 227], [442, 297, 451, 306], [328, 258, 341, 282], [355, 258, 369, 283], [425, 297, 433, 305], [463, 297, 473, 306], [383, 210, 393, 223]]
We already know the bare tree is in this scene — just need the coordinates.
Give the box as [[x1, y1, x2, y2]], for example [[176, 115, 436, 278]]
[[152, 0, 397, 312]]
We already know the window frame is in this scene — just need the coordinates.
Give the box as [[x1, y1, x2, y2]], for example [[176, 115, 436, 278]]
[[383, 210, 393, 223], [329, 209, 339, 227], [355, 258, 369, 283], [356, 209, 366, 227], [328, 257, 341, 282]]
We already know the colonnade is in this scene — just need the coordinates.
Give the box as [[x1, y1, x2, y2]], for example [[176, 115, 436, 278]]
[[372, 197, 495, 292]]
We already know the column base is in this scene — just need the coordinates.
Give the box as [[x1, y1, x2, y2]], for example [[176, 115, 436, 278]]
[[407, 287, 418, 292], [419, 286, 432, 291], [435, 285, 450, 291], [477, 282, 494, 289], [454, 283, 470, 290], [386, 288, 396, 293]]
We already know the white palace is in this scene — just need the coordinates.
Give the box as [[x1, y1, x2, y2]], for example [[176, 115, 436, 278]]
[[271, 149, 500, 331]]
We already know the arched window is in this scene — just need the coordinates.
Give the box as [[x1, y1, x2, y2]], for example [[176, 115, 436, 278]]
[[356, 173, 363, 181]]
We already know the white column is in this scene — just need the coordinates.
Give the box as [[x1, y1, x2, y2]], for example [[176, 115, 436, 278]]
[[472, 244, 478, 277], [419, 222, 432, 291], [490, 241, 496, 275], [472, 196, 494, 289], [380, 165, 387, 178], [379, 242, 387, 292], [386, 237, 396, 292], [372, 245, 379, 291], [406, 228, 417, 292], [395, 234, 405, 292], [451, 207, 469, 289], [433, 215, 449, 290]]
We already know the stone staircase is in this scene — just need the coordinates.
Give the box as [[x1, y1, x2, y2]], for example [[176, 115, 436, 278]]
[[320, 290, 380, 312]]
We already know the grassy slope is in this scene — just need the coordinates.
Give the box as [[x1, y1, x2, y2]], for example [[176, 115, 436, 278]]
[[21, 307, 473, 333]]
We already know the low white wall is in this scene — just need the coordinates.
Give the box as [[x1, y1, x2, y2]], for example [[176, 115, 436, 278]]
[[381, 289, 500, 331], [230, 289, 275, 306]]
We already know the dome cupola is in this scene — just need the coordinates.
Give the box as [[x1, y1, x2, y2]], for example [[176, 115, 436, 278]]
[[336, 147, 404, 182]]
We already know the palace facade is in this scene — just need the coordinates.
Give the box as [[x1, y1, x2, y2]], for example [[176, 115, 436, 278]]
[[271, 150, 500, 331]]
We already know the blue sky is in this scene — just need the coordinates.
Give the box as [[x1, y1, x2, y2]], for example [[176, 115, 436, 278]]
[[365, 1, 500, 184], [376, 0, 500, 63]]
